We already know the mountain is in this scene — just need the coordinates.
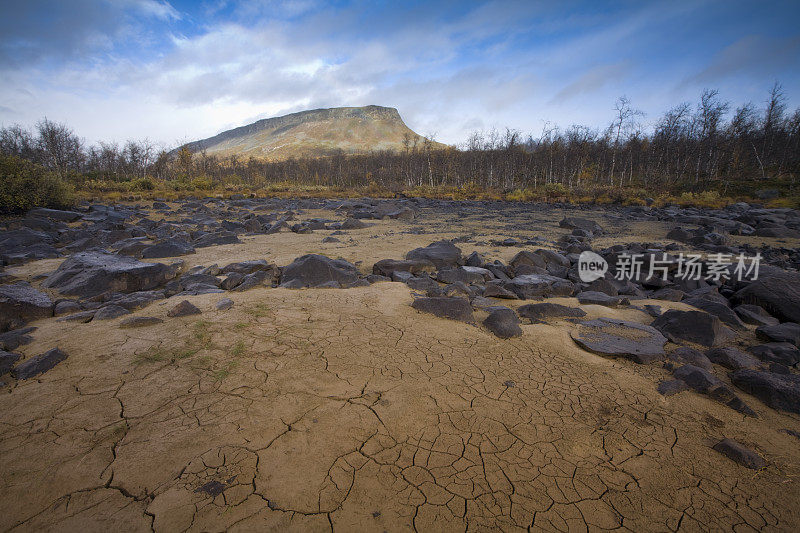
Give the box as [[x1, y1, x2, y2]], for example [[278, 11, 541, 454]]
[[180, 105, 444, 160]]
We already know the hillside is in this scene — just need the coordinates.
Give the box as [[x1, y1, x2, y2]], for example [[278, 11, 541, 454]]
[[181, 105, 444, 160]]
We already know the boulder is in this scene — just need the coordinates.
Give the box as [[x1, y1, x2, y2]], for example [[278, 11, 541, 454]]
[[571, 317, 667, 363], [712, 439, 766, 470], [756, 323, 800, 347], [748, 343, 800, 366], [657, 379, 688, 397], [517, 302, 586, 322], [167, 300, 202, 317], [0, 350, 21, 376], [12, 348, 68, 379], [93, 305, 131, 320], [731, 370, 800, 414], [683, 297, 746, 331], [119, 316, 164, 328], [651, 310, 735, 347], [503, 274, 575, 300], [405, 241, 462, 269], [731, 270, 800, 323], [372, 259, 435, 277], [705, 347, 761, 370], [483, 307, 522, 339], [667, 347, 713, 370], [673, 365, 756, 416], [576, 291, 628, 307], [411, 297, 473, 322], [43, 252, 173, 298], [559, 217, 603, 234], [734, 304, 779, 327], [437, 267, 486, 285], [215, 298, 234, 311], [140, 239, 195, 259], [279, 254, 360, 288], [0, 282, 54, 331]]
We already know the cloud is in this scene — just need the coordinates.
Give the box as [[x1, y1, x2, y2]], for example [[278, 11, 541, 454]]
[[687, 34, 800, 86], [551, 62, 631, 103]]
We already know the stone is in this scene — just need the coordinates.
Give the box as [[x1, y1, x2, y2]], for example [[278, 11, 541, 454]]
[[571, 317, 667, 363], [509, 250, 546, 271], [731, 370, 800, 414], [167, 300, 202, 317], [57, 311, 96, 323], [734, 304, 779, 327], [667, 347, 713, 370], [43, 251, 173, 298], [411, 297, 474, 322], [279, 254, 360, 288], [12, 348, 68, 379], [483, 307, 522, 339], [559, 217, 604, 234], [0, 326, 35, 352], [705, 347, 761, 370], [340, 218, 369, 229], [372, 259, 435, 277], [0, 350, 21, 376], [93, 305, 132, 320], [517, 302, 586, 322], [436, 267, 485, 285], [651, 310, 736, 347], [221, 260, 274, 275], [731, 270, 800, 323], [503, 274, 575, 300], [748, 343, 800, 366], [673, 365, 756, 416], [215, 298, 234, 311], [405, 241, 462, 269], [119, 316, 164, 328], [220, 272, 245, 290], [54, 300, 82, 316], [140, 240, 195, 259], [756, 323, 800, 347], [712, 439, 766, 470], [576, 291, 628, 307], [657, 379, 688, 396], [683, 297, 746, 331], [482, 283, 518, 299], [0, 282, 54, 331]]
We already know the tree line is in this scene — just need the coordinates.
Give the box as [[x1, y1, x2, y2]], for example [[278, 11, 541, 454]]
[[1, 83, 798, 195]]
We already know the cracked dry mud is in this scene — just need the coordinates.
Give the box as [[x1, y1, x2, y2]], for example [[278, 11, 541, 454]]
[[2, 205, 800, 532]]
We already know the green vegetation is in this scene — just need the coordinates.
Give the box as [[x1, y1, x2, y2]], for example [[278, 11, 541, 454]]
[[0, 154, 75, 214]]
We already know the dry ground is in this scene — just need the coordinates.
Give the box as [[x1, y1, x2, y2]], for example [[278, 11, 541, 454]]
[[2, 204, 800, 532]]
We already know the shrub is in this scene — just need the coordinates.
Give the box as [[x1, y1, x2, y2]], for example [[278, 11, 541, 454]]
[[131, 177, 155, 191], [0, 154, 74, 214], [191, 176, 214, 190]]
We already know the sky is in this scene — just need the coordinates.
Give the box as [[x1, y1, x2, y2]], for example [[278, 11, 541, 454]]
[[1, 0, 799, 148]]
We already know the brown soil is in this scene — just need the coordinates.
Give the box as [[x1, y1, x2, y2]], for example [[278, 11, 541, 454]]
[[2, 204, 800, 531]]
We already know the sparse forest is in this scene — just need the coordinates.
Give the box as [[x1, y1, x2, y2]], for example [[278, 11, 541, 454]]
[[2, 84, 799, 212]]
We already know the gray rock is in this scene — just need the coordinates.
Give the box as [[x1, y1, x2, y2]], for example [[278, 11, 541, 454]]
[[712, 438, 766, 470], [54, 300, 82, 316], [734, 304, 779, 327], [279, 254, 360, 288], [673, 365, 756, 416], [705, 347, 761, 370], [731, 370, 800, 414], [559, 217, 603, 234], [140, 239, 195, 259], [93, 305, 131, 320], [576, 291, 628, 307], [405, 241, 462, 269], [657, 379, 688, 396], [571, 317, 667, 363], [683, 297, 746, 331], [483, 307, 522, 339], [119, 316, 164, 328], [373, 259, 436, 277], [503, 274, 575, 300], [756, 323, 800, 347], [517, 302, 586, 322], [215, 298, 234, 311], [748, 343, 800, 366], [437, 267, 485, 285], [667, 347, 713, 370], [411, 297, 473, 322], [0, 350, 21, 376], [651, 310, 736, 347], [0, 282, 53, 331], [12, 348, 68, 379], [167, 300, 202, 317], [731, 270, 800, 323]]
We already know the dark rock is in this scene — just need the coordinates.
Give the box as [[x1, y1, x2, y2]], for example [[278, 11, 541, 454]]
[[405, 276, 440, 293], [27, 208, 81, 222], [405, 241, 462, 269], [0, 282, 54, 331], [483, 307, 522, 338], [57, 310, 96, 323], [215, 298, 234, 311], [748, 343, 800, 366], [509, 251, 546, 271], [667, 347, 713, 370], [437, 267, 486, 285], [0, 326, 35, 351], [221, 260, 274, 275], [119, 316, 164, 328], [587, 278, 619, 297], [322, 236, 340, 243], [0, 350, 21, 376], [712, 438, 766, 470], [731, 270, 800, 323], [140, 239, 195, 259], [756, 322, 800, 347], [731, 370, 800, 413], [194, 231, 240, 247], [571, 317, 667, 363], [576, 291, 628, 307], [340, 218, 368, 230], [734, 304, 779, 327], [373, 259, 435, 277], [673, 365, 756, 415], [503, 274, 575, 300], [411, 297, 473, 322], [683, 297, 746, 331], [559, 217, 603, 234], [482, 283, 518, 299], [705, 347, 761, 370], [220, 272, 244, 290], [54, 300, 82, 316], [43, 252, 173, 298], [93, 305, 132, 320], [651, 310, 736, 347], [167, 300, 202, 317], [517, 302, 586, 322], [279, 254, 360, 288], [657, 379, 688, 396], [231, 271, 269, 291], [12, 348, 68, 379], [650, 288, 684, 302]]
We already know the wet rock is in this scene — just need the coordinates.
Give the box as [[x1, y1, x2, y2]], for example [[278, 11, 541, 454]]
[[167, 300, 202, 317], [483, 307, 522, 339], [405, 241, 462, 269], [411, 297, 473, 322], [712, 439, 766, 470], [705, 347, 761, 370], [215, 298, 234, 311], [756, 322, 800, 347], [119, 316, 164, 328], [748, 343, 800, 366], [0, 350, 21, 376], [43, 251, 173, 298], [517, 302, 586, 322], [0, 282, 54, 331], [571, 317, 667, 363], [731, 370, 800, 414], [731, 270, 800, 323], [12, 348, 68, 379], [279, 254, 360, 288], [93, 305, 132, 320], [657, 379, 688, 396], [734, 304, 779, 327], [651, 310, 736, 347]]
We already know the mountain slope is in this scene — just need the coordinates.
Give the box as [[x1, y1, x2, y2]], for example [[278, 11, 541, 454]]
[[182, 105, 443, 160]]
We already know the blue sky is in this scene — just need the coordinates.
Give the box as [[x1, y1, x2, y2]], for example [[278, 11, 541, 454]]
[[1, 0, 798, 147]]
